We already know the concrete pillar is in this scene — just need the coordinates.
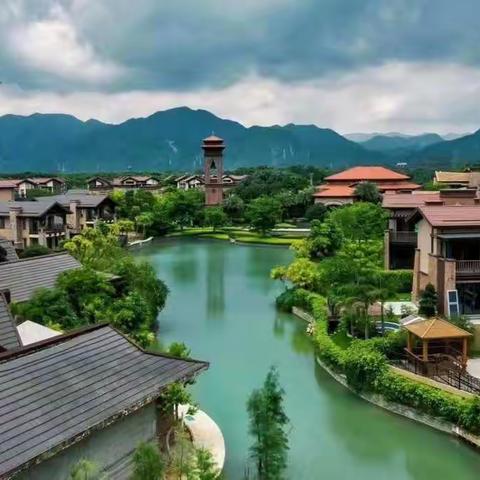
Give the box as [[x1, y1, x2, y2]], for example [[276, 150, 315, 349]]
[[443, 259, 456, 316], [9, 206, 23, 248], [412, 248, 421, 301], [384, 230, 390, 270]]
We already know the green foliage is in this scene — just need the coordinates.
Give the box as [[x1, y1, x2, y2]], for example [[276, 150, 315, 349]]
[[19, 244, 51, 258], [344, 341, 387, 392], [377, 270, 413, 293], [247, 366, 289, 480], [246, 196, 282, 234], [354, 181, 381, 203], [167, 341, 192, 358], [195, 448, 218, 480], [327, 202, 388, 242], [68, 459, 106, 480], [418, 283, 437, 317], [305, 203, 327, 222], [204, 207, 228, 231], [308, 219, 343, 258], [223, 194, 245, 221], [283, 288, 480, 436], [271, 258, 321, 291], [132, 442, 165, 480], [161, 382, 194, 420]]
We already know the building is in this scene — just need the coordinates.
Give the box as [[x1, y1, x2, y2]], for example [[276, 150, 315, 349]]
[[0, 181, 16, 201], [0, 200, 71, 249], [410, 205, 480, 316], [3, 178, 66, 198], [0, 323, 208, 479], [38, 192, 116, 233], [383, 189, 479, 269], [0, 252, 81, 303], [313, 166, 421, 206], [203, 135, 226, 206], [87, 175, 161, 192], [434, 171, 480, 189], [175, 173, 247, 191]]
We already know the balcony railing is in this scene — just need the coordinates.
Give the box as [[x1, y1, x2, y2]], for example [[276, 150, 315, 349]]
[[389, 231, 417, 244], [456, 260, 480, 275]]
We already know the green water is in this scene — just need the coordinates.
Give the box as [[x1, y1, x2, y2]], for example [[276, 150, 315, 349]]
[[136, 239, 480, 480]]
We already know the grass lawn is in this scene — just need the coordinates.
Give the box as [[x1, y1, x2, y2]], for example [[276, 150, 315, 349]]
[[331, 329, 352, 349]]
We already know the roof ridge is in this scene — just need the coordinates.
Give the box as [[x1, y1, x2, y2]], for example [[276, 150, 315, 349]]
[[0, 251, 74, 265], [421, 318, 437, 338]]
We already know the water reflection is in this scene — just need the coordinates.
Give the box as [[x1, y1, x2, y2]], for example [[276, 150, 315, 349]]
[[205, 243, 226, 319]]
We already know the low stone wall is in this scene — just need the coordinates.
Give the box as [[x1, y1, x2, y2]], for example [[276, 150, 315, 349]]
[[292, 306, 314, 323]]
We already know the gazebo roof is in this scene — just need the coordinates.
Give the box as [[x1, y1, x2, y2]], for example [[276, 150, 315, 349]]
[[404, 317, 472, 340]]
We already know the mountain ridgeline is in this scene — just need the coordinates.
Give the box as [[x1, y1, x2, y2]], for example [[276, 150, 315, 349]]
[[0, 107, 477, 172]]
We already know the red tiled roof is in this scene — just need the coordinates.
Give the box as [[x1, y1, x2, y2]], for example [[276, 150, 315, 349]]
[[376, 182, 421, 191], [417, 205, 480, 227], [382, 192, 441, 208], [325, 166, 410, 181], [0, 181, 16, 189], [313, 185, 356, 197]]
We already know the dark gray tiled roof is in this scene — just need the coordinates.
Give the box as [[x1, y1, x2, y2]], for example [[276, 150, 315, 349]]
[[0, 237, 18, 262], [0, 253, 81, 303], [0, 324, 208, 477], [37, 192, 113, 208], [0, 200, 69, 217], [0, 295, 20, 351]]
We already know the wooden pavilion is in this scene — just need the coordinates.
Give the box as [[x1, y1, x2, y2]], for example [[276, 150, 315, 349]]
[[404, 317, 472, 369]]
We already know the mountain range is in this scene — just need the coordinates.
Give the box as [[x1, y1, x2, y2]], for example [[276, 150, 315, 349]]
[[0, 107, 477, 173]]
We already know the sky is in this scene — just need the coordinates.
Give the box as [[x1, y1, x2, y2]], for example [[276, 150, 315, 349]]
[[1, 0, 480, 134]]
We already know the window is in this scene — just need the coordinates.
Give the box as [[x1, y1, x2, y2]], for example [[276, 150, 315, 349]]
[[0, 217, 5, 229]]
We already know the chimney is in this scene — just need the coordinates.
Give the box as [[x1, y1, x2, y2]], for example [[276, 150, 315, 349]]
[[69, 200, 81, 230], [9, 206, 23, 247]]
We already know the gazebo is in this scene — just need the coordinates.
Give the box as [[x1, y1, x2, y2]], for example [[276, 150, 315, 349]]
[[404, 317, 472, 369]]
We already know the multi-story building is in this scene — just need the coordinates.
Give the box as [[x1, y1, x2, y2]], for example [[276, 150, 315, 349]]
[[313, 166, 421, 206], [383, 189, 479, 269], [175, 174, 247, 191], [4, 177, 66, 198], [410, 205, 480, 317], [0, 200, 70, 249]]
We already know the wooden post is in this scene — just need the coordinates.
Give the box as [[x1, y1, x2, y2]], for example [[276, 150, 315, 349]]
[[407, 332, 412, 353], [422, 339, 428, 362], [462, 337, 468, 368]]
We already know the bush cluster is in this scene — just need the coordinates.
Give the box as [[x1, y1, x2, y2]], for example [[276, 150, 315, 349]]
[[378, 269, 413, 293], [282, 288, 480, 435]]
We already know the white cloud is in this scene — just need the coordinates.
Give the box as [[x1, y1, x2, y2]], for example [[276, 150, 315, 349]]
[[6, 6, 124, 85], [1, 61, 480, 134]]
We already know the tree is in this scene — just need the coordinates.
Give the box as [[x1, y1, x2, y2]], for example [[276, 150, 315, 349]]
[[305, 203, 327, 222], [307, 219, 343, 258], [195, 448, 218, 480], [271, 258, 321, 291], [247, 366, 289, 480], [371, 273, 400, 336], [167, 342, 191, 358], [204, 207, 228, 231], [132, 442, 165, 480], [223, 194, 245, 221], [161, 382, 194, 421], [419, 283, 437, 317], [354, 182, 381, 203], [68, 459, 106, 480], [135, 212, 154, 237], [246, 196, 282, 235], [327, 202, 388, 242]]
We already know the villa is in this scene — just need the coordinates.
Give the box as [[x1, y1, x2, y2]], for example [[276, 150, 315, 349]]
[[175, 173, 247, 191], [0, 323, 208, 479], [2, 177, 66, 198], [87, 175, 162, 192], [313, 166, 421, 206]]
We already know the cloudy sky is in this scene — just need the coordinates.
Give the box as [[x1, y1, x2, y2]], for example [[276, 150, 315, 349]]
[[1, 0, 480, 133]]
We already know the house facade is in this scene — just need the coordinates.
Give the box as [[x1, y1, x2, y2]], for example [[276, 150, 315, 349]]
[[313, 166, 421, 206], [0, 324, 208, 479], [434, 170, 480, 189], [4, 178, 66, 198], [176, 173, 247, 191], [0, 181, 16, 201], [383, 189, 479, 269], [410, 205, 480, 317], [0, 201, 71, 249], [87, 176, 161, 192]]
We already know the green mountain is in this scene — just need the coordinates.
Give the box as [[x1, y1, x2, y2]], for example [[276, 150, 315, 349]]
[[412, 130, 480, 169], [0, 107, 384, 173], [361, 133, 444, 153]]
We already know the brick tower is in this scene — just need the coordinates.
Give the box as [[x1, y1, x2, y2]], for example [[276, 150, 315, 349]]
[[203, 135, 225, 206]]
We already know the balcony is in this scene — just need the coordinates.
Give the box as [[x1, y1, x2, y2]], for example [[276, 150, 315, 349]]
[[456, 260, 480, 277], [389, 231, 417, 245]]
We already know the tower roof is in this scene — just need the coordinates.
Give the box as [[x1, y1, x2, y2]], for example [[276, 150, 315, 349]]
[[203, 134, 224, 142]]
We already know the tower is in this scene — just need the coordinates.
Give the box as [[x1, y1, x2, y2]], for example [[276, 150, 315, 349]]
[[202, 135, 225, 206]]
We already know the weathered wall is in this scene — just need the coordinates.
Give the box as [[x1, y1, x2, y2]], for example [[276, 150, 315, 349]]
[[417, 219, 431, 274], [16, 403, 157, 480]]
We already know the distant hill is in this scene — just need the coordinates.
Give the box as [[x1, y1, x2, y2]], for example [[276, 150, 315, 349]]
[[361, 133, 444, 153], [0, 107, 384, 173], [412, 129, 480, 169]]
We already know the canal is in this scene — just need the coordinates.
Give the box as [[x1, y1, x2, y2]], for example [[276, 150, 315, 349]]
[[136, 239, 480, 479]]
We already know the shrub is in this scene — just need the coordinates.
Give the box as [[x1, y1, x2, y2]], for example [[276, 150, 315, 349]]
[[69, 459, 106, 480], [19, 244, 51, 258], [419, 283, 437, 317], [378, 270, 413, 293], [132, 442, 164, 480]]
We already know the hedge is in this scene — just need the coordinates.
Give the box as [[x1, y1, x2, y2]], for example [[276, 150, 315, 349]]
[[279, 288, 480, 435]]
